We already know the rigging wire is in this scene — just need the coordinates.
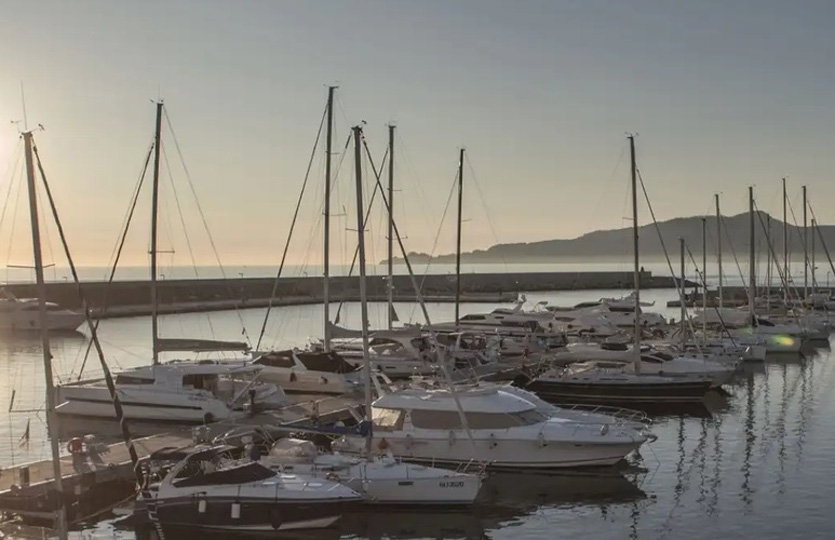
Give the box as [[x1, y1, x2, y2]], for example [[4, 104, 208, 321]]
[[162, 107, 252, 346], [332, 148, 388, 325], [255, 101, 328, 350], [464, 152, 507, 268], [75, 143, 154, 380], [409, 170, 458, 322], [635, 168, 704, 349], [161, 143, 216, 338]]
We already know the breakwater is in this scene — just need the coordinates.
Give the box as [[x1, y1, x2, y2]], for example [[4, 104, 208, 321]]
[[4, 271, 691, 318]]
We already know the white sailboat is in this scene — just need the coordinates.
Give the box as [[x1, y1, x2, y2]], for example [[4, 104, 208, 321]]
[[54, 102, 286, 424]]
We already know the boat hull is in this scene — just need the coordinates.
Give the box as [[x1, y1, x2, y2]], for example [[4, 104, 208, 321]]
[[335, 435, 643, 470], [525, 379, 713, 405], [154, 496, 357, 532]]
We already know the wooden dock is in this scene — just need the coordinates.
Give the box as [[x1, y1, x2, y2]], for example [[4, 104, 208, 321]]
[[0, 394, 359, 523]]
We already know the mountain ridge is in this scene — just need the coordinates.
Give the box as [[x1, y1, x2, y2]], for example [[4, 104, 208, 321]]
[[386, 211, 832, 264]]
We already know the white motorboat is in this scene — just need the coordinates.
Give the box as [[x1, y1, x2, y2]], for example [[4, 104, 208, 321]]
[[333, 384, 650, 469], [55, 360, 289, 424], [0, 288, 84, 332], [547, 293, 667, 329], [329, 329, 438, 379], [252, 349, 362, 395], [549, 342, 736, 386], [264, 438, 481, 506], [150, 445, 363, 532]]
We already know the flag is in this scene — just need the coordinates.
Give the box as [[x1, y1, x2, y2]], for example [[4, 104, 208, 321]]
[[18, 419, 30, 449], [389, 305, 400, 323]]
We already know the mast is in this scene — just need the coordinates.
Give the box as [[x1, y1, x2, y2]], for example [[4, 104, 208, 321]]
[[629, 135, 641, 372], [782, 178, 788, 305], [23, 131, 67, 539], [803, 185, 808, 300], [766, 214, 771, 310], [323, 85, 336, 352], [352, 125, 373, 457], [150, 101, 163, 365], [701, 217, 707, 344], [716, 194, 723, 309], [454, 148, 464, 327], [387, 124, 395, 330], [679, 237, 686, 348], [749, 186, 756, 321], [812, 217, 817, 294]]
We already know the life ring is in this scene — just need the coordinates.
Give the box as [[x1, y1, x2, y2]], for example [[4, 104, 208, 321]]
[[377, 438, 389, 451], [326, 472, 340, 482]]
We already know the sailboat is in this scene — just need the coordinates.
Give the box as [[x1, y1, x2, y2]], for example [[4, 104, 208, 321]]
[[525, 136, 714, 406], [55, 102, 288, 424], [259, 125, 481, 504]]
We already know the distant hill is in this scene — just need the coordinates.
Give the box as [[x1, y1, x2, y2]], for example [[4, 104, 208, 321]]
[[388, 211, 831, 264]]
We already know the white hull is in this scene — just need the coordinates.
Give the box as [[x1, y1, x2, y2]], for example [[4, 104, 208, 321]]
[[270, 459, 479, 505], [337, 434, 641, 469], [55, 385, 233, 423], [0, 310, 85, 332]]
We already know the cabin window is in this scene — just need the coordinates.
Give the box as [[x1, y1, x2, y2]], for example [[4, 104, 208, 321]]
[[460, 315, 486, 321], [641, 355, 664, 364], [410, 409, 548, 430], [114, 375, 154, 385], [183, 374, 219, 391], [254, 354, 295, 368], [371, 407, 405, 431]]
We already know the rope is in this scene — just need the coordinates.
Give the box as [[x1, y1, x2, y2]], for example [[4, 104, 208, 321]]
[[255, 102, 328, 350], [464, 152, 507, 268], [160, 143, 216, 338], [162, 107, 252, 347], [76, 142, 153, 380]]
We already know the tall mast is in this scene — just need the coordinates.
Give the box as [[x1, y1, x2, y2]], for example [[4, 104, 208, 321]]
[[323, 85, 336, 352], [352, 125, 373, 457], [701, 217, 707, 344], [23, 131, 67, 539], [716, 194, 723, 309], [150, 101, 163, 365], [629, 135, 641, 372], [679, 237, 686, 348], [387, 124, 395, 330], [454, 148, 464, 327], [766, 214, 772, 310], [803, 185, 808, 300], [782, 177, 788, 305], [749, 186, 756, 320], [811, 217, 817, 294]]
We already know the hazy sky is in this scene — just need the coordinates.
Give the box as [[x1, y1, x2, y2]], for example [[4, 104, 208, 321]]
[[2, 0, 835, 270]]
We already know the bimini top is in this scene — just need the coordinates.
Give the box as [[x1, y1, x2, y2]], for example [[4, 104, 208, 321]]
[[373, 386, 535, 414]]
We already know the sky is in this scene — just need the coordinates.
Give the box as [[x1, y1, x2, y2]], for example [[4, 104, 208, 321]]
[[2, 0, 835, 271]]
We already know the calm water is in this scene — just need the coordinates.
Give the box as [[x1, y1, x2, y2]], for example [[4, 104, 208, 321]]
[[2, 288, 834, 539]]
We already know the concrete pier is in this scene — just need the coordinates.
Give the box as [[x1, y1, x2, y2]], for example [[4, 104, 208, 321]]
[[3, 271, 692, 318]]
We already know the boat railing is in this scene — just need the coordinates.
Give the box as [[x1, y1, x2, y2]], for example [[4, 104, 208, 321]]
[[554, 403, 651, 426]]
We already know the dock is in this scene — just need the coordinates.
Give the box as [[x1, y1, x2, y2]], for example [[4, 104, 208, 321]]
[[0, 394, 359, 524]]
